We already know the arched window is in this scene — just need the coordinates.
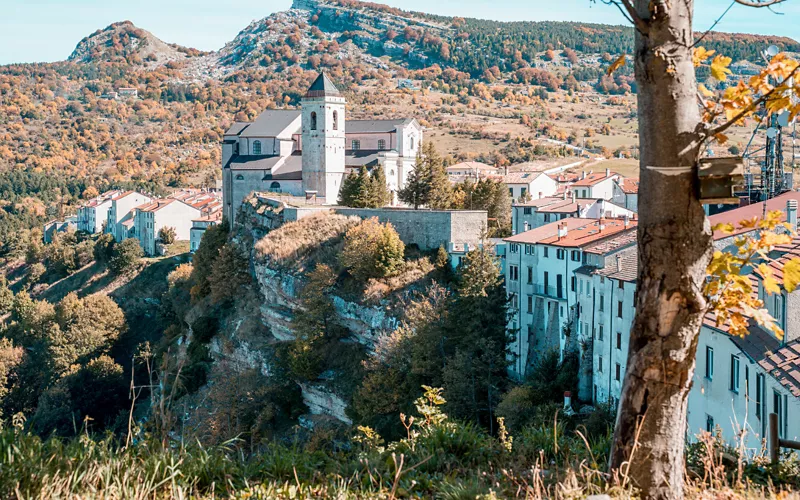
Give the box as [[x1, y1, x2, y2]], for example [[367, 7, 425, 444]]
[[235, 174, 244, 180], [378, 139, 386, 150], [252, 140, 262, 155], [351, 139, 361, 150], [270, 181, 282, 193], [310, 112, 317, 131], [409, 136, 415, 150], [332, 111, 338, 130]]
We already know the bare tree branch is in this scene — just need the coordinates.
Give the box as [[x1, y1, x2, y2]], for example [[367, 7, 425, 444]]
[[733, 0, 785, 7], [692, 0, 736, 48]]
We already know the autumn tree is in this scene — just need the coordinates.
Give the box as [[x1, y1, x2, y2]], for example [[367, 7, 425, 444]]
[[109, 238, 142, 275], [158, 226, 177, 245], [600, 1, 800, 498], [341, 218, 405, 281]]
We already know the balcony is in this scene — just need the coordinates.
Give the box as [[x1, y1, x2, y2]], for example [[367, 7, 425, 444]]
[[531, 283, 565, 300]]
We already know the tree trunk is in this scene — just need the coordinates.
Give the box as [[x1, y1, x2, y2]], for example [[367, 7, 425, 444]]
[[609, 2, 712, 499]]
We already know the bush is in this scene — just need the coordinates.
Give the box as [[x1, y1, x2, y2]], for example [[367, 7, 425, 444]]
[[109, 238, 143, 275], [158, 226, 177, 245], [27, 263, 46, 286], [93, 233, 115, 263], [341, 218, 405, 281]]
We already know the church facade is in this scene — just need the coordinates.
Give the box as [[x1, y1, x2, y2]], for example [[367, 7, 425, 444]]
[[222, 73, 423, 222]]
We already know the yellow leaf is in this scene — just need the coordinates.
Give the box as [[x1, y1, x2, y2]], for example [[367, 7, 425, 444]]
[[606, 54, 626, 75], [698, 83, 714, 97], [783, 258, 800, 293], [759, 264, 780, 295], [712, 222, 735, 235], [693, 47, 715, 67], [711, 55, 733, 81], [715, 133, 729, 145]]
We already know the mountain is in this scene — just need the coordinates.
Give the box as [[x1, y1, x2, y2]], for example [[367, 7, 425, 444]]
[[68, 20, 206, 66]]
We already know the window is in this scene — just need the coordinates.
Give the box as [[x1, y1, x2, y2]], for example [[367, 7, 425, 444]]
[[756, 373, 764, 419], [598, 324, 604, 341], [616, 331, 622, 350], [527, 295, 533, 313], [774, 390, 788, 438], [617, 300, 623, 318], [571, 276, 576, 292], [269, 181, 281, 193], [599, 294, 605, 312], [706, 414, 715, 433], [409, 136, 415, 149], [378, 139, 386, 150], [332, 110, 338, 130], [252, 140, 262, 155], [543, 247, 549, 258], [571, 250, 581, 262], [235, 174, 244, 180], [523, 207, 532, 215], [705, 346, 714, 380], [509, 265, 519, 281], [556, 249, 566, 260], [545, 214, 551, 222], [527, 266, 533, 284], [598, 356, 603, 373], [615, 363, 621, 381], [730, 355, 740, 393], [351, 139, 361, 150], [310, 112, 317, 131], [618, 279, 624, 289], [509, 188, 514, 197], [510, 243, 519, 253]]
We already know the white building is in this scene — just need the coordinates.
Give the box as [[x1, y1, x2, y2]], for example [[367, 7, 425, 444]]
[[43, 216, 77, 244], [504, 217, 637, 378], [611, 178, 639, 212], [106, 191, 153, 242], [497, 172, 559, 202], [133, 191, 222, 256], [190, 211, 223, 253], [446, 161, 499, 181], [222, 73, 424, 222], [77, 190, 123, 234], [511, 194, 635, 235], [587, 238, 800, 452], [567, 169, 620, 200]]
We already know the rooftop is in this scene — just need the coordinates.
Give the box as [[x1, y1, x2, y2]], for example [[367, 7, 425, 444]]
[[709, 191, 800, 239], [536, 198, 596, 213], [617, 178, 639, 194], [596, 247, 638, 282], [571, 171, 618, 187], [446, 161, 498, 172], [305, 72, 341, 98], [505, 217, 637, 248], [759, 340, 800, 397]]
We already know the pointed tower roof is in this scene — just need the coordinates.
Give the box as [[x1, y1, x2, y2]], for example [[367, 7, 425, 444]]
[[305, 72, 341, 98]]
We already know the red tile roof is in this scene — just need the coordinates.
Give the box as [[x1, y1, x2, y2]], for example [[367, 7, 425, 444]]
[[536, 198, 596, 213], [570, 171, 618, 187], [505, 217, 637, 248], [760, 341, 800, 397], [618, 178, 639, 194], [709, 191, 800, 240]]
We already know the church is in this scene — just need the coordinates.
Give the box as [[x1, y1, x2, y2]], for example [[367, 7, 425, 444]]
[[221, 73, 423, 222]]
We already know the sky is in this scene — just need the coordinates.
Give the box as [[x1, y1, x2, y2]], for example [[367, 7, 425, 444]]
[[1, 0, 798, 65]]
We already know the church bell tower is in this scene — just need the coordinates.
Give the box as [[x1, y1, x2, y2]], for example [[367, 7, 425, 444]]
[[301, 73, 346, 204]]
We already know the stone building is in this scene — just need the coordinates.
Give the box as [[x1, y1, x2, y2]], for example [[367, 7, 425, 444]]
[[222, 73, 424, 222]]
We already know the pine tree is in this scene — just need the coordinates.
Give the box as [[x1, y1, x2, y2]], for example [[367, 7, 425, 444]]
[[352, 166, 373, 208], [368, 167, 392, 207], [398, 153, 430, 209], [338, 172, 359, 207]]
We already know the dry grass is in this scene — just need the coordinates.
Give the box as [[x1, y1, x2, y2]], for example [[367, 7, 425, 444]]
[[254, 212, 361, 269]]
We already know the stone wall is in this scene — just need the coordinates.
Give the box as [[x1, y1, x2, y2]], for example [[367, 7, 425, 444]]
[[334, 207, 488, 251]]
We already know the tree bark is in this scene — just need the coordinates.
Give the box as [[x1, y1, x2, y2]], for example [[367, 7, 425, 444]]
[[609, 2, 712, 499]]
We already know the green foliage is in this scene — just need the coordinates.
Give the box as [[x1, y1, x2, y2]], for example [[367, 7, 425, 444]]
[[27, 263, 46, 287], [109, 238, 143, 275], [398, 143, 451, 209], [338, 166, 392, 208], [157, 226, 177, 245], [452, 179, 511, 237], [190, 220, 229, 300], [341, 218, 405, 282], [0, 277, 13, 315], [93, 233, 115, 264], [208, 243, 251, 306]]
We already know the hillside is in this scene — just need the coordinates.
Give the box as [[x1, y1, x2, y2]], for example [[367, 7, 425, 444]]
[[68, 21, 206, 66]]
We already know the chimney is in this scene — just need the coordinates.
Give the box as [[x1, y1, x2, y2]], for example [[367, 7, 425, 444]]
[[571, 190, 576, 202], [598, 218, 605, 232], [623, 214, 630, 228], [605, 168, 610, 177], [616, 254, 622, 272], [523, 221, 530, 232], [563, 191, 568, 200], [582, 170, 587, 180], [787, 199, 798, 230], [558, 223, 568, 239]]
